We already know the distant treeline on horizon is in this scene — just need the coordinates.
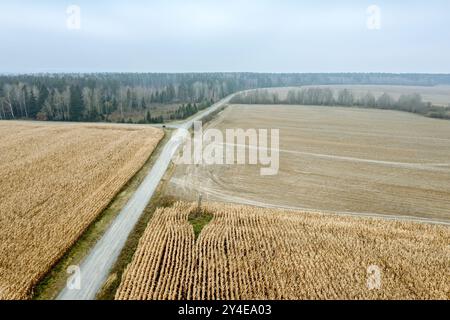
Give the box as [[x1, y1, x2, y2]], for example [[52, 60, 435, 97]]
[[1, 73, 449, 122], [231, 87, 450, 120]]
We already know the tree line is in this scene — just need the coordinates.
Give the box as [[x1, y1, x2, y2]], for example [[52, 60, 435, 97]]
[[0, 80, 213, 122], [136, 100, 214, 124], [231, 88, 450, 120], [1, 73, 449, 122]]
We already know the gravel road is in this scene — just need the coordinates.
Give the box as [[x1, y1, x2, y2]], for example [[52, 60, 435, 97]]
[[57, 94, 234, 300]]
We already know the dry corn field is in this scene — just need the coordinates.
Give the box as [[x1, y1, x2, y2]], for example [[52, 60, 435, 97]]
[[0, 121, 163, 300], [115, 202, 450, 300]]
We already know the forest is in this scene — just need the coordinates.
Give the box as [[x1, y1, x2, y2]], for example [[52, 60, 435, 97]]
[[1, 73, 450, 123]]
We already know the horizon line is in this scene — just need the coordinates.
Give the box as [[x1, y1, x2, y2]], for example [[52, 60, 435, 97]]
[[2, 71, 450, 76]]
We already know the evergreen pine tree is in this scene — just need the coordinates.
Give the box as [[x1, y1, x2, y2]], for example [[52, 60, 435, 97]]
[[28, 91, 39, 118], [69, 85, 85, 121], [37, 84, 49, 116]]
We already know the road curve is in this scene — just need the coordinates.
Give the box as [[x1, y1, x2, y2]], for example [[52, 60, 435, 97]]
[[57, 94, 234, 300]]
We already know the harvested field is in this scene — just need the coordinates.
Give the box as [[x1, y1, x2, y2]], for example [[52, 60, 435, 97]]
[[115, 202, 450, 300], [168, 105, 450, 222], [0, 121, 163, 300]]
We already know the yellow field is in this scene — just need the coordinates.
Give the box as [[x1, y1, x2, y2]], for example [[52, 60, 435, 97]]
[[0, 121, 163, 299], [115, 202, 449, 300]]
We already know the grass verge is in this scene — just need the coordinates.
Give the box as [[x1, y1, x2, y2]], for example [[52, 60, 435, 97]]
[[96, 114, 222, 299], [95, 163, 178, 300]]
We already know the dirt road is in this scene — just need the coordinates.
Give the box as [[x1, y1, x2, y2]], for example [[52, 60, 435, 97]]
[[56, 94, 234, 300]]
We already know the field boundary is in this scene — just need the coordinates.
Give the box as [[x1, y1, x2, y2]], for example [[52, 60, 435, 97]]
[[170, 177, 450, 226], [32, 129, 171, 300], [95, 103, 231, 299], [95, 161, 178, 299]]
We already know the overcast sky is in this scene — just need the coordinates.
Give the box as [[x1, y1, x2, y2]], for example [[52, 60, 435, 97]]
[[1, 0, 449, 73]]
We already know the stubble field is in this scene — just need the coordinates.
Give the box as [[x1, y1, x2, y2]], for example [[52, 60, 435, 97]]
[[115, 202, 450, 300], [168, 105, 450, 222], [0, 121, 163, 299]]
